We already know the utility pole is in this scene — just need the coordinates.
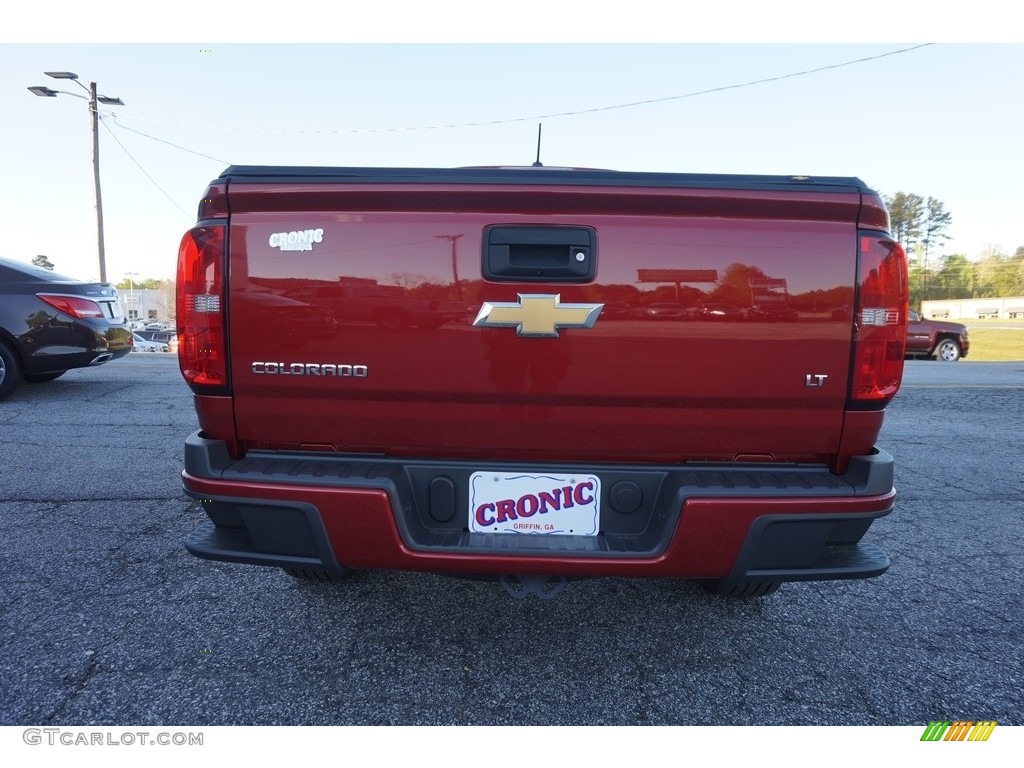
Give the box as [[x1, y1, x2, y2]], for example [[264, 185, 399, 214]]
[[434, 234, 465, 299], [28, 72, 123, 284], [89, 81, 107, 283]]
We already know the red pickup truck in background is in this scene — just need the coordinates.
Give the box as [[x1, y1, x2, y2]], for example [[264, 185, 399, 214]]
[[177, 166, 907, 599], [906, 308, 970, 361]]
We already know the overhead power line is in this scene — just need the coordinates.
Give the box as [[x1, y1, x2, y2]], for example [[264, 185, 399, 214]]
[[100, 118, 193, 218], [106, 118, 231, 165], [102, 44, 934, 136]]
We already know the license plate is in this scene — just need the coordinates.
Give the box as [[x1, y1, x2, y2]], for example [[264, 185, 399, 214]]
[[468, 472, 600, 536]]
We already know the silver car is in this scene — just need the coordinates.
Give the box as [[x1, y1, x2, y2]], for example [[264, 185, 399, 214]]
[[132, 333, 169, 353]]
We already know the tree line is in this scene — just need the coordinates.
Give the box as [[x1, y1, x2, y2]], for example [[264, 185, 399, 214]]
[[884, 192, 1023, 307], [114, 277, 169, 290], [29, 255, 173, 292]]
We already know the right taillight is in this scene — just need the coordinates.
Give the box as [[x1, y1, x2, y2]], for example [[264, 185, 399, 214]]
[[177, 224, 227, 390], [850, 232, 908, 404]]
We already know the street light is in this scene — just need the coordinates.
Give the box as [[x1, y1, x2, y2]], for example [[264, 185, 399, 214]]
[[27, 71, 124, 283], [125, 271, 138, 324]]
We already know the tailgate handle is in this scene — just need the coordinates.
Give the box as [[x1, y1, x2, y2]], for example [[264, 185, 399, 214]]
[[483, 226, 596, 282]]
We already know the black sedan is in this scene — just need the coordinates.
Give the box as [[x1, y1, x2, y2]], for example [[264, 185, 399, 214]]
[[0, 258, 132, 400]]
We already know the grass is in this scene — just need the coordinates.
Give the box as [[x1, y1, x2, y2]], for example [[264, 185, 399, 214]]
[[963, 322, 1024, 361]]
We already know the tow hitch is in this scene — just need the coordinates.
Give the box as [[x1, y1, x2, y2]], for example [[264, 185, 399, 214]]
[[499, 574, 567, 600]]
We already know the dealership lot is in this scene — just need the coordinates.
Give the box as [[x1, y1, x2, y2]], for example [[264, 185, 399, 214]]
[[0, 355, 1021, 725]]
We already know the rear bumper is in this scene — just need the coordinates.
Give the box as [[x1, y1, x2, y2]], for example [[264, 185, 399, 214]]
[[181, 431, 895, 583], [23, 324, 132, 374]]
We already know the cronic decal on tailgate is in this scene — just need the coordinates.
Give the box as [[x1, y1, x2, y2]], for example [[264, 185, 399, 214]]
[[268, 228, 324, 252]]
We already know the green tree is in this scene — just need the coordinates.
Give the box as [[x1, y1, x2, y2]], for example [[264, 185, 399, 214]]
[[709, 263, 771, 307], [1012, 247, 1024, 295], [160, 280, 176, 322], [923, 198, 952, 253], [884, 192, 924, 250], [885, 192, 954, 304], [936, 253, 974, 299], [31, 254, 55, 271], [974, 247, 1016, 298], [115, 277, 167, 290], [920, 197, 952, 299]]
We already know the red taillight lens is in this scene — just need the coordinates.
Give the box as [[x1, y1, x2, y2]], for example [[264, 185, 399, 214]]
[[37, 294, 104, 319], [177, 225, 227, 389], [850, 233, 908, 403]]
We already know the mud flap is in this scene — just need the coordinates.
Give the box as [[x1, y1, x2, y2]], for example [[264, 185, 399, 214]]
[[499, 574, 567, 600]]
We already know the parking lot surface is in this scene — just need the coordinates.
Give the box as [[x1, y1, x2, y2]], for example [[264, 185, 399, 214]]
[[1, 355, 1021, 725]]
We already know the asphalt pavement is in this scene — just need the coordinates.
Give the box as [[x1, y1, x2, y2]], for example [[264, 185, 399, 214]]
[[0, 355, 1021, 725]]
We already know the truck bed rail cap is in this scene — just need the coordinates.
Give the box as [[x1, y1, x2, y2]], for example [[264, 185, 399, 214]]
[[217, 165, 870, 192]]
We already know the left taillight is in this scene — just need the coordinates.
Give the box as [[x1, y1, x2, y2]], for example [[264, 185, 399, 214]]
[[177, 224, 227, 390], [37, 294, 104, 319]]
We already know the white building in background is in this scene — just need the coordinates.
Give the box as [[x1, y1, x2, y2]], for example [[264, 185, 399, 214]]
[[122, 288, 174, 324], [921, 297, 1024, 320]]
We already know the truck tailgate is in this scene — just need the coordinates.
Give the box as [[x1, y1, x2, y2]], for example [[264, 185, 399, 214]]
[[226, 178, 860, 463]]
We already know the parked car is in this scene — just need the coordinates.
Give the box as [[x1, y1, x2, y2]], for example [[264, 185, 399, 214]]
[[697, 302, 744, 321], [599, 303, 634, 320], [136, 329, 176, 342], [132, 333, 169, 353], [906, 308, 969, 361], [644, 302, 691, 320], [748, 303, 800, 322], [0, 257, 132, 400], [134, 329, 177, 351]]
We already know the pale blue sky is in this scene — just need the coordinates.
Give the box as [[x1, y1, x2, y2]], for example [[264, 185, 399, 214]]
[[2, 40, 1022, 282]]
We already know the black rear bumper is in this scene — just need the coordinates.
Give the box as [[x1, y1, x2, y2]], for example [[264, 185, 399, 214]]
[[182, 431, 895, 584]]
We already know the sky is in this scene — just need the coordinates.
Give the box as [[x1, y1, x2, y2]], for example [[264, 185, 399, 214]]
[[2, 10, 1022, 283]]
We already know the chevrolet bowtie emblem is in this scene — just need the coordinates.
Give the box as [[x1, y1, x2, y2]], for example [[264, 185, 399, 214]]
[[473, 294, 603, 338]]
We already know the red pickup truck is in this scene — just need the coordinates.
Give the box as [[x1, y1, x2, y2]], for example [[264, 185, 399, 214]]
[[177, 166, 907, 599], [906, 309, 969, 361]]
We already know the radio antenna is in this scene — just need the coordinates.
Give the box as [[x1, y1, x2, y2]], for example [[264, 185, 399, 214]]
[[532, 123, 543, 167]]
